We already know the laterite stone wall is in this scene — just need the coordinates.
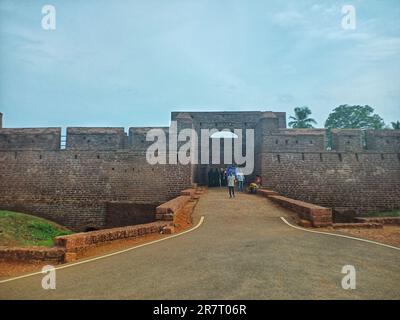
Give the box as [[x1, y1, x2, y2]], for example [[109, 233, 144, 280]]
[[258, 152, 400, 215], [0, 150, 192, 231]]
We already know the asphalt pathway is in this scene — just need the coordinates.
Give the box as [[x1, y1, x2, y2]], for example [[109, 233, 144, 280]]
[[1, 189, 399, 299]]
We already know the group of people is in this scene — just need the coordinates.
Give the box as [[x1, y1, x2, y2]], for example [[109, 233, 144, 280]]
[[207, 167, 263, 198], [207, 166, 246, 198], [207, 168, 227, 187]]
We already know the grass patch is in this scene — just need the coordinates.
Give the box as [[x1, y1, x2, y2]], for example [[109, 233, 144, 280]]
[[0, 210, 74, 247], [363, 209, 400, 218]]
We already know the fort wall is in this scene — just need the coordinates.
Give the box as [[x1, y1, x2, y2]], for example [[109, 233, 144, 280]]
[[0, 111, 399, 228], [257, 152, 400, 216], [66, 127, 126, 150], [0, 128, 61, 150], [365, 130, 400, 152], [331, 129, 363, 152], [0, 150, 192, 230]]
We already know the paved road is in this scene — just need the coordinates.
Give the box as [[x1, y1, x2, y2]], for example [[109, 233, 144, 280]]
[[1, 189, 399, 299]]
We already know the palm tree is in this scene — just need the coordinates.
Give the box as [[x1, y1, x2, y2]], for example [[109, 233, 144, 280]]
[[288, 106, 317, 128], [391, 121, 400, 130]]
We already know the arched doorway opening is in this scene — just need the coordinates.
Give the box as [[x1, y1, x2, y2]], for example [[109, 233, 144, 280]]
[[202, 130, 239, 187]]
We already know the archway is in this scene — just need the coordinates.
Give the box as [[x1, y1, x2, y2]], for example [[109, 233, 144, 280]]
[[210, 130, 238, 139]]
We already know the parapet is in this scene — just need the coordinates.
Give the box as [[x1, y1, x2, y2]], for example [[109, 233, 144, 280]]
[[0, 127, 61, 150], [174, 112, 193, 120], [365, 129, 400, 152], [66, 127, 126, 150], [262, 128, 327, 152], [171, 111, 287, 130], [331, 129, 363, 152], [128, 127, 169, 151]]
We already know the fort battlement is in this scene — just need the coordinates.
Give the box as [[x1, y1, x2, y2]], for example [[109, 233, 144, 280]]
[[0, 127, 61, 150], [0, 111, 399, 230], [0, 112, 398, 153]]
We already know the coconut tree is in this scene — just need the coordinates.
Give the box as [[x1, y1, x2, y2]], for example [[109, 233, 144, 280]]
[[391, 121, 400, 130], [288, 106, 317, 128]]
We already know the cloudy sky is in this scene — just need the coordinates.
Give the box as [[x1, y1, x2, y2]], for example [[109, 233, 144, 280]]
[[0, 0, 399, 130]]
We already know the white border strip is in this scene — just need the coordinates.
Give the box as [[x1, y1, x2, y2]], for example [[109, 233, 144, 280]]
[[0, 216, 205, 284], [280, 217, 400, 251]]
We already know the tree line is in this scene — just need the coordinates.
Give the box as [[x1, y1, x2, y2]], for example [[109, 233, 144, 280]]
[[289, 105, 400, 130]]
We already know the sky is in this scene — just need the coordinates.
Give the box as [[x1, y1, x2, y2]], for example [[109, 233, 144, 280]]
[[0, 0, 399, 130]]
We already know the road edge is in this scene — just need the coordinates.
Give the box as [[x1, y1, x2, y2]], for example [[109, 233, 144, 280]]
[[0, 216, 205, 284], [280, 217, 400, 251]]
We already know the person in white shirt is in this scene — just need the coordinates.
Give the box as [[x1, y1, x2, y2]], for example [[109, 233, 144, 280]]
[[237, 171, 245, 192], [227, 171, 236, 198]]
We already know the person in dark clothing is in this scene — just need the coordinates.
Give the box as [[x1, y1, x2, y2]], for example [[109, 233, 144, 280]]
[[208, 169, 213, 187], [220, 168, 227, 186], [213, 168, 220, 187]]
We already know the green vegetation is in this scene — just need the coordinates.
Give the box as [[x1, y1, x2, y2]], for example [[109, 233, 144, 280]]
[[324, 105, 385, 129], [391, 121, 400, 130], [0, 210, 73, 247], [363, 210, 400, 218], [288, 106, 317, 128]]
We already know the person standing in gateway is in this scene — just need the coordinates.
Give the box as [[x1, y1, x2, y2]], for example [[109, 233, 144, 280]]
[[237, 169, 245, 192], [227, 171, 236, 198]]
